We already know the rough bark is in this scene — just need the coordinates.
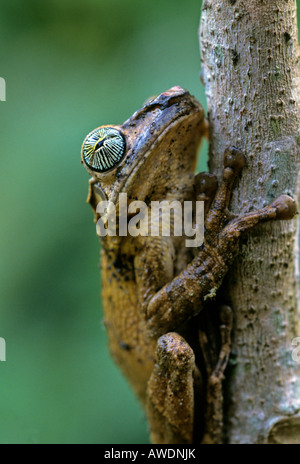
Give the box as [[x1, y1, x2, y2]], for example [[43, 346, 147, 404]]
[[199, 0, 300, 443]]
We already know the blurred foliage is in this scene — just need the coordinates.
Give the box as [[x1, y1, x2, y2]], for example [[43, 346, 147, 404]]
[[0, 0, 299, 445]]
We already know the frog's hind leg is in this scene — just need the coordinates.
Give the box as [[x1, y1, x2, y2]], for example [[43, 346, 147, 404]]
[[146, 332, 201, 444]]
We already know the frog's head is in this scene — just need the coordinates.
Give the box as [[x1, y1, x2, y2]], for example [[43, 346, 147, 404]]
[[81, 86, 206, 216]]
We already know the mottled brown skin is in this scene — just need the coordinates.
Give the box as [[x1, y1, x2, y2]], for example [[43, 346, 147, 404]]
[[82, 87, 297, 444]]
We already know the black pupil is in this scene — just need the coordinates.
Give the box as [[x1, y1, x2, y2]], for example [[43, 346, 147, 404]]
[[95, 135, 119, 152], [95, 139, 105, 151]]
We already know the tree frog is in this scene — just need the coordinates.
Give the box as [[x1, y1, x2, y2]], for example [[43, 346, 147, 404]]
[[81, 86, 296, 444]]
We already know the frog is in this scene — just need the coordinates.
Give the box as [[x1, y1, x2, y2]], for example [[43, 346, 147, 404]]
[[81, 86, 297, 444]]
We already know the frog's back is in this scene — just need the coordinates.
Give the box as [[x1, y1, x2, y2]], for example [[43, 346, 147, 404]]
[[101, 249, 156, 405]]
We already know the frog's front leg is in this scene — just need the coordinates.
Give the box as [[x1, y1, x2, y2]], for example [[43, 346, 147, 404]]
[[145, 148, 297, 338], [146, 332, 201, 444]]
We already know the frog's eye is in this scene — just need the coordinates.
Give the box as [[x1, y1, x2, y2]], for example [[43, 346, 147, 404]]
[[81, 127, 126, 173]]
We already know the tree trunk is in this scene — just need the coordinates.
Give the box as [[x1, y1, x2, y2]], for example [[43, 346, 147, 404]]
[[199, 0, 300, 443]]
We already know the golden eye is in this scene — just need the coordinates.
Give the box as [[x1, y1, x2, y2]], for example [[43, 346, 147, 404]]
[[81, 127, 126, 173]]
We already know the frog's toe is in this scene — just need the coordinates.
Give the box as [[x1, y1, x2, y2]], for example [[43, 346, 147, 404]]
[[223, 146, 246, 172]]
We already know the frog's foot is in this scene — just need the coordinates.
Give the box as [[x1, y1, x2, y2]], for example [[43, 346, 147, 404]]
[[205, 147, 296, 239], [146, 332, 201, 444], [218, 193, 297, 255]]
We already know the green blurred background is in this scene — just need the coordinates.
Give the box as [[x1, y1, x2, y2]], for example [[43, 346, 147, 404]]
[[0, 0, 299, 445], [0, 0, 206, 444]]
